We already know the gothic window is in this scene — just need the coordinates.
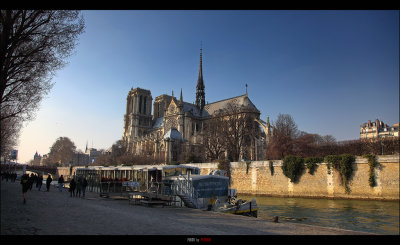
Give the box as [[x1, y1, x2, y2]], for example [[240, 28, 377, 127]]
[[128, 99, 132, 113], [139, 95, 142, 114], [144, 96, 147, 114], [169, 105, 175, 114]]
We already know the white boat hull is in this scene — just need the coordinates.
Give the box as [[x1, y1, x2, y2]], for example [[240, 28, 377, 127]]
[[218, 198, 258, 218]]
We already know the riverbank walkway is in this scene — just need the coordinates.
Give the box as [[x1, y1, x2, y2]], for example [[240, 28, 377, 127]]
[[1, 179, 373, 236]]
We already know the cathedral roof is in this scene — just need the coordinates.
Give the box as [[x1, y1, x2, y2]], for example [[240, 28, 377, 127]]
[[163, 128, 183, 140], [202, 94, 260, 117], [177, 94, 259, 118], [183, 102, 202, 117]]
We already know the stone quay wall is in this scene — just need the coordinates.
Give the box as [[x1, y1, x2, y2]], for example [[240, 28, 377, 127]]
[[186, 154, 399, 201]]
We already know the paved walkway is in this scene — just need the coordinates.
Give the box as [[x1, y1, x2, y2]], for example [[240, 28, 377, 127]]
[[1, 180, 373, 236]]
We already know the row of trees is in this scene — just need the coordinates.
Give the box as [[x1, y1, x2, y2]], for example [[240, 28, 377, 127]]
[[38, 121, 398, 167], [266, 114, 399, 160], [94, 140, 164, 166]]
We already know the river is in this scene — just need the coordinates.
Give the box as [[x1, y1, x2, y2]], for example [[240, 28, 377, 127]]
[[238, 194, 399, 235]]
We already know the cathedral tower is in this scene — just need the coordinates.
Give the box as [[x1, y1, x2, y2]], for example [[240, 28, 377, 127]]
[[123, 88, 153, 148]]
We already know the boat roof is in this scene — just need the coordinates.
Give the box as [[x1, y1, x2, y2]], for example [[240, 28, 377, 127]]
[[162, 165, 199, 170], [75, 164, 199, 171], [189, 175, 229, 181]]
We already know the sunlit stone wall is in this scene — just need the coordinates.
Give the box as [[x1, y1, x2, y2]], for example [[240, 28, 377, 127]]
[[187, 154, 399, 201]]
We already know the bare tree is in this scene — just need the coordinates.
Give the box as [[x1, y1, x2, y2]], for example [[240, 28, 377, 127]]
[[0, 115, 21, 159], [202, 115, 226, 161], [216, 102, 260, 161], [46, 136, 77, 166], [274, 113, 299, 139], [266, 113, 299, 159], [0, 10, 85, 158]]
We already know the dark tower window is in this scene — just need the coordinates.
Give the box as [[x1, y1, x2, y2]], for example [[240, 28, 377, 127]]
[[139, 95, 142, 114], [144, 96, 147, 115]]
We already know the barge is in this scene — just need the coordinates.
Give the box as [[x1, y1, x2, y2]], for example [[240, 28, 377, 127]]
[[74, 164, 257, 217]]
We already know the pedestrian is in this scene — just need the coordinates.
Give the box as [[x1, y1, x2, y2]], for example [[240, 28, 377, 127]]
[[36, 175, 40, 188], [46, 175, 52, 192], [58, 175, 64, 192], [37, 175, 43, 191], [76, 177, 82, 198], [21, 174, 30, 204], [82, 177, 88, 198], [69, 178, 76, 197], [28, 173, 35, 190]]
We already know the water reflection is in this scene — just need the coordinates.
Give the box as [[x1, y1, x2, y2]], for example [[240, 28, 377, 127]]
[[239, 195, 399, 235]]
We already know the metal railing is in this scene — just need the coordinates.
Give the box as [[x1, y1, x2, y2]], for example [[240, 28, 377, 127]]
[[172, 175, 200, 209]]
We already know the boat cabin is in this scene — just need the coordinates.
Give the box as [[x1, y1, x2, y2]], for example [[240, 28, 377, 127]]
[[75, 165, 200, 193]]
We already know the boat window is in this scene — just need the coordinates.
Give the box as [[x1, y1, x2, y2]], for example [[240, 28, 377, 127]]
[[164, 168, 182, 177]]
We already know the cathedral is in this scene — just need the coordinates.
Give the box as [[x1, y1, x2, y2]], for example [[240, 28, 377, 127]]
[[122, 48, 269, 163]]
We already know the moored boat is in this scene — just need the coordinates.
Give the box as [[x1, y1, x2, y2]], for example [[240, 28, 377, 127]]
[[217, 197, 258, 218], [73, 164, 257, 217]]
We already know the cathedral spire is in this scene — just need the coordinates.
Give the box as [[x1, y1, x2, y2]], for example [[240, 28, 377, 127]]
[[196, 43, 205, 111]]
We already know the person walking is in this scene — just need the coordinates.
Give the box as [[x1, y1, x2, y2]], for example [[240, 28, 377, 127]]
[[76, 177, 82, 198], [46, 175, 53, 192], [37, 175, 43, 191], [82, 177, 88, 198], [35, 174, 40, 189], [58, 175, 64, 192], [69, 178, 76, 197], [20, 174, 30, 204], [28, 173, 35, 191]]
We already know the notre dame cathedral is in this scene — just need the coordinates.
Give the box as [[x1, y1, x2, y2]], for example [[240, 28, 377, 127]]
[[122, 48, 270, 163]]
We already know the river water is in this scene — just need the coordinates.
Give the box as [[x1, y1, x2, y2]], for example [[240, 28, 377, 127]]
[[238, 194, 399, 235]]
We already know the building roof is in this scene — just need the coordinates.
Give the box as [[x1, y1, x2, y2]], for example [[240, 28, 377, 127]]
[[163, 128, 183, 140], [202, 94, 260, 117], [179, 94, 259, 118]]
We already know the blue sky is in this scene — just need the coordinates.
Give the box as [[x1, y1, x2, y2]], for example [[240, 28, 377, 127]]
[[17, 10, 399, 163]]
